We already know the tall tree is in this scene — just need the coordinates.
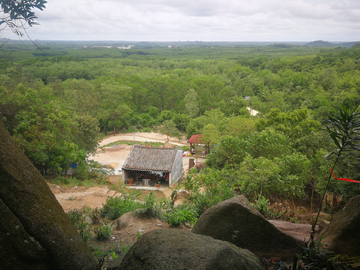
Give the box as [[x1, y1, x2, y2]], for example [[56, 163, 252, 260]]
[[184, 88, 199, 122], [97, 79, 132, 134]]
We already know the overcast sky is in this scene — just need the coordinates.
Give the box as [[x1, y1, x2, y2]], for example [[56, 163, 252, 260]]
[[1, 0, 359, 42]]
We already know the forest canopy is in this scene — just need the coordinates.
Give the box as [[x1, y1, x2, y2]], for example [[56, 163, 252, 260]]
[[0, 42, 359, 201]]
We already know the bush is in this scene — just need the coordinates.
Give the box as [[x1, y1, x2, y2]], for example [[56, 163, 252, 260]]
[[165, 204, 198, 226], [94, 222, 113, 241], [99, 194, 142, 220], [138, 192, 162, 218], [73, 160, 112, 184], [66, 210, 91, 243], [187, 169, 237, 216], [250, 195, 271, 217]]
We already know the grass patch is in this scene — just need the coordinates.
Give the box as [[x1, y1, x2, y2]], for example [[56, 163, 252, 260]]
[[102, 140, 164, 148]]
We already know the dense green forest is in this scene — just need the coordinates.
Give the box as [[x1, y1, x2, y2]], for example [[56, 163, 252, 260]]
[[1, 42, 360, 204]]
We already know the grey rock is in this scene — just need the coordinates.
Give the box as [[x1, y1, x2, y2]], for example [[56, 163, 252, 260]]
[[318, 195, 360, 255], [192, 196, 304, 260], [118, 228, 263, 270], [0, 120, 97, 269]]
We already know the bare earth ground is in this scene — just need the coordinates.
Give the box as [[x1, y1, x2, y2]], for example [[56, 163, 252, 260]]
[[49, 183, 190, 245]]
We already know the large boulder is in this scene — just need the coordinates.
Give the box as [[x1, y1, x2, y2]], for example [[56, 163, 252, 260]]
[[318, 195, 360, 255], [192, 196, 304, 260], [0, 120, 97, 269], [118, 229, 263, 270]]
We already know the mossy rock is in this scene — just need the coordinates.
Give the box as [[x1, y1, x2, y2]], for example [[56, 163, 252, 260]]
[[192, 195, 304, 260], [0, 120, 96, 269], [318, 195, 360, 255], [119, 228, 263, 270]]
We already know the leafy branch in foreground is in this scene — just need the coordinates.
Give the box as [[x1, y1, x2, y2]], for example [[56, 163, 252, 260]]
[[310, 103, 360, 246], [0, 0, 47, 34]]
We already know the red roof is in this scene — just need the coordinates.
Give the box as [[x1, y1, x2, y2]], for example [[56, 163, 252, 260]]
[[187, 134, 203, 143]]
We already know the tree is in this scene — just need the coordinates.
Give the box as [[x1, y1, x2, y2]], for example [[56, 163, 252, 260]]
[[224, 116, 256, 137], [0, 0, 47, 36], [184, 88, 199, 122], [256, 108, 321, 140], [205, 136, 246, 169], [160, 119, 181, 142], [244, 129, 291, 159], [310, 103, 360, 245], [97, 79, 132, 134], [202, 123, 221, 149], [239, 156, 281, 197], [63, 79, 99, 116]]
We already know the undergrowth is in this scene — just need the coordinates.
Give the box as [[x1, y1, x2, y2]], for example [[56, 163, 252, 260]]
[[99, 192, 142, 220], [298, 239, 358, 270]]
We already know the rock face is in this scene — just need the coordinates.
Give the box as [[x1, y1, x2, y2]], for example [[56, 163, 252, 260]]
[[192, 196, 304, 259], [118, 229, 263, 270], [0, 121, 97, 270], [116, 211, 137, 230], [318, 195, 360, 255], [268, 220, 314, 241]]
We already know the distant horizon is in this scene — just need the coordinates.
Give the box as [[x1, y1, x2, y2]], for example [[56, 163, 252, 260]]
[[2, 38, 359, 44]]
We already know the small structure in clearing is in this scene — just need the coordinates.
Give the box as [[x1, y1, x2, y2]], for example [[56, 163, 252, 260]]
[[187, 134, 209, 157], [122, 145, 183, 187]]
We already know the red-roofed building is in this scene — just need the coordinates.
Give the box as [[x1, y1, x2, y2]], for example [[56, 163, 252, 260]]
[[187, 134, 209, 157], [187, 134, 203, 144]]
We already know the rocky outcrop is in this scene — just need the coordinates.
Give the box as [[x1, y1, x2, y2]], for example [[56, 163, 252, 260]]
[[118, 228, 263, 270], [192, 196, 304, 260], [268, 220, 315, 241], [0, 120, 97, 269], [318, 195, 360, 255], [116, 210, 137, 230]]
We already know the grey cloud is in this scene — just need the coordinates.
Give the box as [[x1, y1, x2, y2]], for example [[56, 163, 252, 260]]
[[2, 0, 358, 41]]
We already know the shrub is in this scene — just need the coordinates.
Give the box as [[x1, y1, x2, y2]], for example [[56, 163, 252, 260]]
[[250, 195, 271, 217], [165, 204, 198, 226], [183, 168, 202, 192], [187, 169, 236, 216], [99, 194, 142, 220], [298, 238, 336, 270], [73, 160, 112, 184], [138, 191, 162, 218], [66, 210, 91, 243], [94, 222, 113, 241]]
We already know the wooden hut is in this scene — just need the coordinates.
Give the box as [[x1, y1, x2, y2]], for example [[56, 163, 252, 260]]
[[122, 145, 183, 187]]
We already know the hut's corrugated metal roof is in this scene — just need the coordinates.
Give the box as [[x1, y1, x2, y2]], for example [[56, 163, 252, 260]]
[[122, 145, 178, 172]]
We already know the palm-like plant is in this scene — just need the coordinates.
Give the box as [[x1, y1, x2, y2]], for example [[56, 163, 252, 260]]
[[309, 103, 360, 246]]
